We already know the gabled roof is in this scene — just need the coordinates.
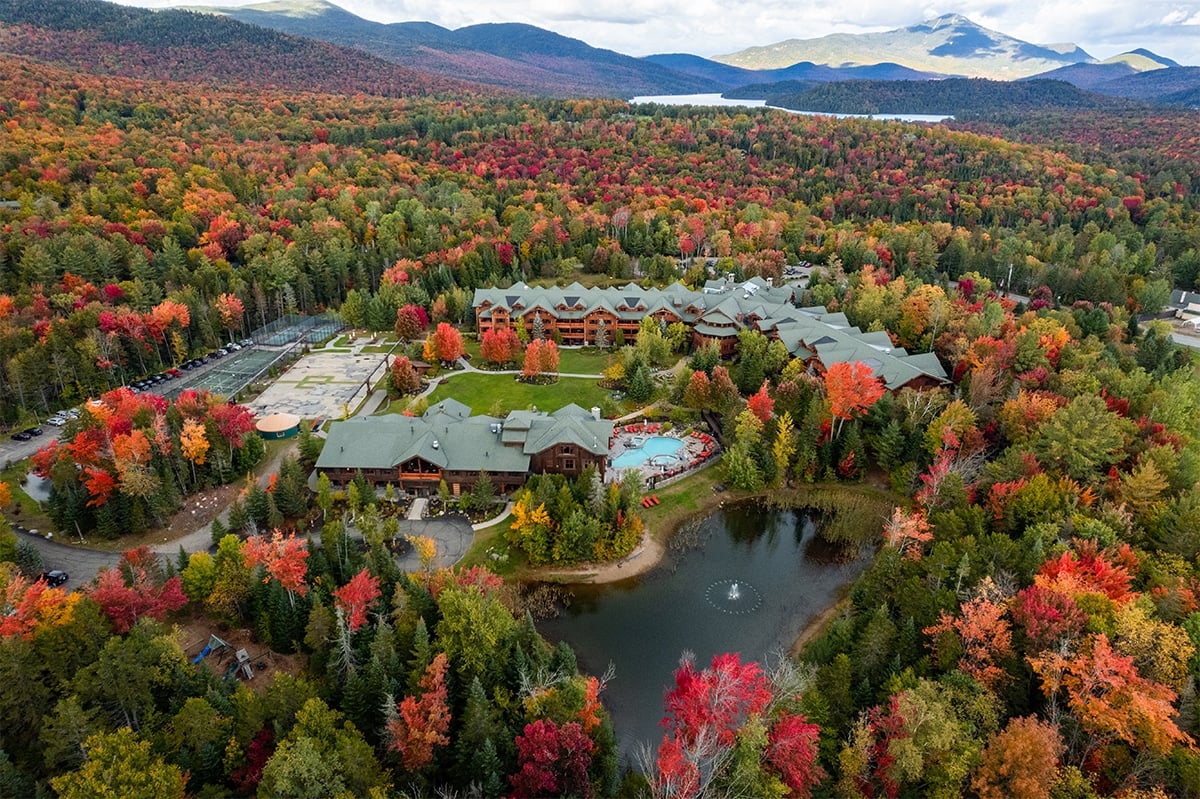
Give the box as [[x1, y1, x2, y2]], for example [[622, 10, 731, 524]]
[[769, 306, 949, 390], [523, 411, 612, 456]]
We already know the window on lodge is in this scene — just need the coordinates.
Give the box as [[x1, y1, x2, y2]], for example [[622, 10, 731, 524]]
[[564, 458, 575, 471], [559, 445, 574, 455]]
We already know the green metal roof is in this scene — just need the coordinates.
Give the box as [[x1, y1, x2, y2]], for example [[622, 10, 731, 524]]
[[316, 404, 613, 476]]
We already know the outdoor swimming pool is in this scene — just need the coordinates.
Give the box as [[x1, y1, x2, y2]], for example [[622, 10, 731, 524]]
[[611, 435, 683, 469]]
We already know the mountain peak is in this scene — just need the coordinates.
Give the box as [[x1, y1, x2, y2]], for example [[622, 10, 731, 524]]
[[718, 14, 1090, 78], [929, 13, 975, 28]]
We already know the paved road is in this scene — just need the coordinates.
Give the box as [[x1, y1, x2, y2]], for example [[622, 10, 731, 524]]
[[14, 527, 121, 590]]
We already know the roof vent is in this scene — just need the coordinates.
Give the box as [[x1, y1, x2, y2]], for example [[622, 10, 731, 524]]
[[431, 439, 439, 449]]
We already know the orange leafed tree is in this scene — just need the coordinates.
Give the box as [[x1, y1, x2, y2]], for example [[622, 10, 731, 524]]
[[746, 380, 774, 423], [0, 576, 73, 639], [245, 530, 310, 603], [1029, 633, 1190, 755], [824, 360, 886, 437], [429, 322, 463, 363], [971, 716, 1065, 799], [925, 591, 1014, 691], [882, 506, 933, 560], [387, 652, 451, 771], [214, 293, 245, 340]]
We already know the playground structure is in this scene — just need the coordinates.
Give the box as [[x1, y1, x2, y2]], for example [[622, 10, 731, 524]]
[[191, 633, 256, 681]]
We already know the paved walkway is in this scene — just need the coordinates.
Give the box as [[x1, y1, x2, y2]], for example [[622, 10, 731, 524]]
[[407, 497, 428, 520]]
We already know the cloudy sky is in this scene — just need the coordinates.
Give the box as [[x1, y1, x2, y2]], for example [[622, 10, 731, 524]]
[[112, 0, 1200, 64]]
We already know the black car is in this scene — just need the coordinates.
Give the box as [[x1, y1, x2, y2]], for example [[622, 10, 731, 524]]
[[40, 570, 69, 587], [9, 431, 32, 441], [25, 427, 43, 436]]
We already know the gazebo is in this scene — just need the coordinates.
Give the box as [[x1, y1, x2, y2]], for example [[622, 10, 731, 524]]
[[255, 412, 301, 440]]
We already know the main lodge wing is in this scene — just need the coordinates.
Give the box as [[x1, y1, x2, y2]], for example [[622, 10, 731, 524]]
[[316, 401, 614, 496]]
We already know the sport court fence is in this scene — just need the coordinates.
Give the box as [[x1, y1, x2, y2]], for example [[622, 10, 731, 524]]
[[165, 313, 344, 402]]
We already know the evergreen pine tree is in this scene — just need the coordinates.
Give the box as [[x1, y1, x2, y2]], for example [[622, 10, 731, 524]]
[[265, 494, 284, 531], [406, 617, 432, 694], [245, 485, 270, 528], [209, 516, 228, 547], [226, 499, 250, 536], [342, 655, 387, 746], [473, 738, 505, 799], [352, 470, 375, 509]]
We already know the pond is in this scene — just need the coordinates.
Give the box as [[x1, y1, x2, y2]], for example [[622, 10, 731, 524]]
[[536, 502, 874, 760]]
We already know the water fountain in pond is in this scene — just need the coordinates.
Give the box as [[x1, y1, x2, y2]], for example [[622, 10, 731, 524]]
[[705, 577, 761, 615]]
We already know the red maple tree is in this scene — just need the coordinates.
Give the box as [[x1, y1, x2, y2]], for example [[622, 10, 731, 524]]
[[333, 568, 381, 632], [510, 719, 595, 799], [746, 380, 774, 423], [87, 548, 188, 634]]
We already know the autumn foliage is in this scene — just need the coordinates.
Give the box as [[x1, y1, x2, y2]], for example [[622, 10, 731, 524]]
[[387, 653, 452, 772], [333, 568, 381, 632], [244, 530, 309, 599], [824, 360, 886, 435], [86, 547, 188, 634]]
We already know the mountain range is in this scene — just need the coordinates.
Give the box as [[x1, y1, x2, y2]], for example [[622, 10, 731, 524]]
[[1, 0, 1197, 107], [186, 1, 1200, 105]]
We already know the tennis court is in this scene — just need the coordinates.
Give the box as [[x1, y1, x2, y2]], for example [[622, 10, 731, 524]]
[[162, 348, 291, 402], [254, 314, 344, 347]]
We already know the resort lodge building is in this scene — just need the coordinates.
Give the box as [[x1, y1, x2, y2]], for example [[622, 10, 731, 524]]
[[473, 277, 949, 390], [315, 400, 614, 495]]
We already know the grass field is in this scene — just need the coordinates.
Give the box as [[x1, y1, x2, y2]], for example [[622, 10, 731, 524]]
[[462, 342, 612, 376], [425, 373, 608, 415]]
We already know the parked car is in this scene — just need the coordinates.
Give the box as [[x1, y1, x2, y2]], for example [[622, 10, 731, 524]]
[[40, 570, 69, 587], [166, 367, 181, 378], [226, 343, 241, 351], [240, 338, 254, 347], [46, 417, 66, 427], [65, 409, 80, 419], [9, 431, 32, 441], [26, 427, 43, 436]]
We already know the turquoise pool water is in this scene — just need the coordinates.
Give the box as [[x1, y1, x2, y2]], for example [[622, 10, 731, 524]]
[[611, 435, 683, 469]]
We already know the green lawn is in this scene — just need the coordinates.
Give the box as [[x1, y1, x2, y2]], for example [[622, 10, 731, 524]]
[[426, 373, 609, 415], [556, 347, 611, 374], [463, 343, 612, 376], [459, 513, 524, 577]]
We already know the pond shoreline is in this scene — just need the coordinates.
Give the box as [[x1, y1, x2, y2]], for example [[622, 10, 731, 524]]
[[532, 480, 893, 655]]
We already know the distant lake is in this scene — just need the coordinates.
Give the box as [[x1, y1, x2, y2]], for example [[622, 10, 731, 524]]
[[628, 92, 952, 122]]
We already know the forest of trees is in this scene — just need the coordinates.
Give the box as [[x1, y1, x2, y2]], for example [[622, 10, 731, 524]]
[[735, 77, 1139, 116], [3, 13, 1200, 796], [1, 51, 1199, 424]]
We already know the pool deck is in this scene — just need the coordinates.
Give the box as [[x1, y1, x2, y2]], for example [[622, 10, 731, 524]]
[[607, 422, 719, 487]]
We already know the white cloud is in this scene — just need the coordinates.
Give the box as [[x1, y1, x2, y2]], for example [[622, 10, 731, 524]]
[[107, 0, 1200, 64]]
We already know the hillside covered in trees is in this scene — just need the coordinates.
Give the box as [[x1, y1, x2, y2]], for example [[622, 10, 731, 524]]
[[1, 49, 1197, 423], [3, 17, 1200, 796], [727, 77, 1142, 116]]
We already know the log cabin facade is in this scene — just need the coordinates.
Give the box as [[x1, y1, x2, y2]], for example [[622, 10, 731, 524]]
[[474, 279, 950, 390], [315, 400, 614, 496]]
